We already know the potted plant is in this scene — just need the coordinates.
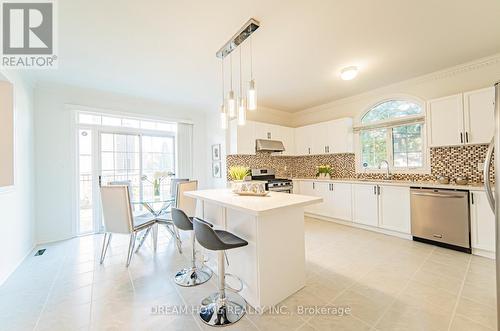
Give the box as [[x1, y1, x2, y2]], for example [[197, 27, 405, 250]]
[[228, 166, 250, 181], [316, 165, 332, 179]]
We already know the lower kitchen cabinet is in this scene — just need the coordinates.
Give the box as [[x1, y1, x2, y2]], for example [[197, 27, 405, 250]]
[[331, 183, 352, 221], [352, 184, 379, 227], [470, 191, 495, 253], [378, 185, 411, 233]]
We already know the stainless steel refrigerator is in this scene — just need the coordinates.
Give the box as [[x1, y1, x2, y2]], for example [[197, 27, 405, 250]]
[[483, 81, 500, 326]]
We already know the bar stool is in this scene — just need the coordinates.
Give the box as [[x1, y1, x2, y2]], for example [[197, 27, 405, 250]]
[[171, 208, 212, 286], [193, 217, 248, 327]]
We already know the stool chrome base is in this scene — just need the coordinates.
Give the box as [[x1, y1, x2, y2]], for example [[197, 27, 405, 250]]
[[174, 266, 212, 287], [199, 291, 247, 326]]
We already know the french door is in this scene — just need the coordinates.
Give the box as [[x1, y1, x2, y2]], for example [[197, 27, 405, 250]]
[[77, 128, 175, 235]]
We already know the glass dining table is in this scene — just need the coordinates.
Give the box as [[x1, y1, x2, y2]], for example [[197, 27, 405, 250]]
[[131, 195, 182, 253]]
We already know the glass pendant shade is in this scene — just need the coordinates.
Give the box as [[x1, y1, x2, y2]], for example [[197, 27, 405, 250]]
[[237, 97, 247, 126], [247, 79, 257, 111], [227, 90, 236, 118], [220, 104, 228, 130]]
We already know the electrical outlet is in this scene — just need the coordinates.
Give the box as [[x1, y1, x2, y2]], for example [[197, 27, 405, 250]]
[[478, 162, 484, 171]]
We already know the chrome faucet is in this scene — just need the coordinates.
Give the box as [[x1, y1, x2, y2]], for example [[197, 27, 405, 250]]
[[378, 160, 391, 180]]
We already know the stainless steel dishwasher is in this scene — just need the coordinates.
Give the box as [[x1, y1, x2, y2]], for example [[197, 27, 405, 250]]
[[410, 188, 471, 253]]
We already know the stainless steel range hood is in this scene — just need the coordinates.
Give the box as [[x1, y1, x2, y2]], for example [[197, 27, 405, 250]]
[[255, 139, 285, 152]]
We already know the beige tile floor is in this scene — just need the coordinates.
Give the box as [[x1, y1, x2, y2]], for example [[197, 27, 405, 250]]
[[0, 217, 497, 331]]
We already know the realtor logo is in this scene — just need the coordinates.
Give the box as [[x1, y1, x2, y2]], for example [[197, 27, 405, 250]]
[[1, 0, 57, 68]]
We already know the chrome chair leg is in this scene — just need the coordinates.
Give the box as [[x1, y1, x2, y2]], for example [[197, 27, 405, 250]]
[[174, 232, 212, 287], [152, 223, 158, 252], [126, 233, 136, 267], [199, 250, 246, 326], [100, 233, 112, 264], [135, 227, 151, 253]]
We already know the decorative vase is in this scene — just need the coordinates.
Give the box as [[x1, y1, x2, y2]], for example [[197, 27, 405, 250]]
[[153, 180, 161, 198], [318, 173, 331, 179]]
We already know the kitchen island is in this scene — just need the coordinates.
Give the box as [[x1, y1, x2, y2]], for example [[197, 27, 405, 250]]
[[185, 188, 322, 310]]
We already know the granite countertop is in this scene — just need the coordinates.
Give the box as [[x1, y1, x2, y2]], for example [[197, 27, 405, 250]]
[[291, 178, 487, 191]]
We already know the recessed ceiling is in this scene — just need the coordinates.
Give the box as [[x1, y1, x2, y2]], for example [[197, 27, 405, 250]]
[[26, 0, 500, 113]]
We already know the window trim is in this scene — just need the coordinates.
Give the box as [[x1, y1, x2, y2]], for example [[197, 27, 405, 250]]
[[354, 96, 430, 174]]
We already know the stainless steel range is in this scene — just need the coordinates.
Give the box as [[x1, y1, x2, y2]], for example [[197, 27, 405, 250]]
[[251, 168, 293, 193]]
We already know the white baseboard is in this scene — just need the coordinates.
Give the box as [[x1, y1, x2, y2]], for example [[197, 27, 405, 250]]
[[472, 248, 495, 259], [0, 243, 37, 287], [305, 212, 412, 240]]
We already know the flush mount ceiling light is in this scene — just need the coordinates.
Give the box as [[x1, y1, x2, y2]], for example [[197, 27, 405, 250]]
[[217, 18, 260, 129], [340, 66, 358, 80]]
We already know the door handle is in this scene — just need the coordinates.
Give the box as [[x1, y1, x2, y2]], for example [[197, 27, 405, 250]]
[[313, 182, 315, 190], [484, 137, 495, 211], [460, 132, 464, 144], [308, 147, 311, 154], [411, 192, 464, 198], [377, 186, 380, 195], [471, 192, 474, 205], [465, 132, 469, 143], [374, 186, 377, 195], [432, 234, 443, 239]]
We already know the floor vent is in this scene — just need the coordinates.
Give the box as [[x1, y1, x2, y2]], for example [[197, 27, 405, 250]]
[[35, 249, 46, 256]]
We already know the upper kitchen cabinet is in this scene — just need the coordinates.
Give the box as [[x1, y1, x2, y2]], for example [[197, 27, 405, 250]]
[[327, 118, 354, 154], [295, 118, 353, 155], [463, 87, 495, 145], [228, 120, 295, 155], [427, 94, 464, 147], [229, 119, 255, 155], [427, 87, 494, 147]]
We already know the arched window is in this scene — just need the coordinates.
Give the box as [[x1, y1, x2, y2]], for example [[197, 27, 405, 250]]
[[358, 99, 425, 170]]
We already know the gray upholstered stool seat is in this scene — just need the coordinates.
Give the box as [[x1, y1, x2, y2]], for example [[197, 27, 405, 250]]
[[171, 208, 212, 287], [193, 217, 248, 327]]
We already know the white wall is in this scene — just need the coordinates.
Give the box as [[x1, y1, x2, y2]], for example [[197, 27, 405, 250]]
[[292, 54, 500, 126], [0, 70, 35, 285], [34, 83, 208, 243]]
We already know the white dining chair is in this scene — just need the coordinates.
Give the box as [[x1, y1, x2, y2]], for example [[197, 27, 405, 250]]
[[99, 185, 156, 267]]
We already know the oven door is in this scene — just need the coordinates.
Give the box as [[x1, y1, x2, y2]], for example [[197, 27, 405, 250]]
[[268, 186, 293, 194]]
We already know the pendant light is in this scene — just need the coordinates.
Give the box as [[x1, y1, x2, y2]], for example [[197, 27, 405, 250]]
[[238, 47, 247, 126], [247, 36, 257, 111], [220, 58, 228, 130], [227, 54, 236, 118]]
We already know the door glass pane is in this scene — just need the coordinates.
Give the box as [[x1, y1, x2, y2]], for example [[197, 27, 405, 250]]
[[79, 129, 93, 234], [142, 136, 175, 199]]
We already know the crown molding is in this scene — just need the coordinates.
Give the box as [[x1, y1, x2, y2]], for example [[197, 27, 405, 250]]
[[296, 53, 500, 115]]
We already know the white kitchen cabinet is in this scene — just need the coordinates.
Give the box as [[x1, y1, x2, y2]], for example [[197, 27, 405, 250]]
[[427, 94, 464, 147], [295, 118, 353, 155], [295, 125, 313, 155], [274, 126, 295, 156], [255, 122, 277, 140], [470, 191, 495, 253], [463, 87, 495, 145], [378, 185, 410, 234], [327, 118, 354, 153], [229, 120, 255, 154], [427, 87, 494, 147], [352, 184, 379, 227], [311, 123, 329, 155], [331, 183, 352, 221], [312, 182, 330, 216]]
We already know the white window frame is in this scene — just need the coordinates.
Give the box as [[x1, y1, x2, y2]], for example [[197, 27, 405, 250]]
[[354, 96, 431, 174], [70, 106, 183, 236]]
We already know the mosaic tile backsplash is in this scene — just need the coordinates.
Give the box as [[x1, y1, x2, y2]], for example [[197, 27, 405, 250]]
[[226, 144, 494, 183]]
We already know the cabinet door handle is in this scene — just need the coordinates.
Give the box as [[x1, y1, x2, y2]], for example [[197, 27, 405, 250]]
[[313, 182, 315, 190], [460, 132, 464, 143], [374, 186, 377, 195], [377, 186, 380, 195], [465, 132, 469, 143], [308, 147, 311, 154], [471, 192, 474, 205]]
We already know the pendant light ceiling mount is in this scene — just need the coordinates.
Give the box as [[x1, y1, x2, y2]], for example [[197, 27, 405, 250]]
[[216, 18, 260, 59]]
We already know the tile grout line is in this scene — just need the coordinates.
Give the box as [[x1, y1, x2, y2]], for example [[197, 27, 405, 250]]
[[369, 246, 436, 329], [445, 255, 472, 331], [32, 245, 71, 331]]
